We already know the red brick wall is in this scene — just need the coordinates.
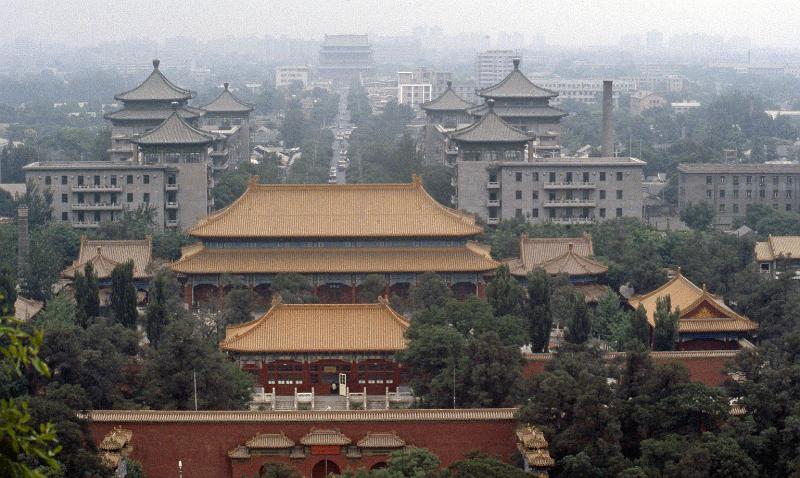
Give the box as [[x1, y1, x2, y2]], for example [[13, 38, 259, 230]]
[[89, 418, 517, 478], [523, 352, 734, 388]]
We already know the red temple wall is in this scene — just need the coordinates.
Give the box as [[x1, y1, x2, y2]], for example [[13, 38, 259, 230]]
[[89, 418, 517, 478]]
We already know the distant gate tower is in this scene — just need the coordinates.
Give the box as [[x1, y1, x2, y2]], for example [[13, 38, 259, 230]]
[[317, 35, 376, 86]]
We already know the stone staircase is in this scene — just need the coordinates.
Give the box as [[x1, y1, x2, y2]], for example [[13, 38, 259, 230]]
[[314, 395, 348, 410]]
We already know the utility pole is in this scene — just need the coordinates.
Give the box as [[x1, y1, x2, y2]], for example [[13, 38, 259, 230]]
[[193, 370, 198, 411]]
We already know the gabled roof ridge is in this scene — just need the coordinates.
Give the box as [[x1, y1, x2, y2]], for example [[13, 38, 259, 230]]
[[114, 61, 192, 101], [448, 110, 532, 143], [201, 83, 254, 113], [133, 111, 215, 145], [539, 247, 606, 275], [679, 289, 752, 324], [421, 84, 474, 111], [477, 65, 558, 99], [630, 269, 702, 303]]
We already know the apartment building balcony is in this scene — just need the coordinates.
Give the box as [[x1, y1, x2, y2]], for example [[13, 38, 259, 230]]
[[71, 202, 123, 211], [551, 217, 595, 225], [543, 182, 596, 189], [165, 183, 179, 191], [486, 217, 500, 225], [544, 199, 596, 208], [72, 221, 100, 228], [211, 160, 230, 171], [165, 219, 179, 228], [165, 202, 179, 209], [487, 181, 500, 189], [486, 199, 500, 207], [71, 185, 122, 192]]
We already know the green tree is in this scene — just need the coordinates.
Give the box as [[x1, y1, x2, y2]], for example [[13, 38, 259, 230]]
[[271, 273, 319, 304], [564, 291, 591, 345], [457, 332, 522, 407], [409, 272, 452, 312], [73, 263, 99, 328], [487, 265, 525, 316], [382, 447, 441, 478], [592, 291, 625, 341], [139, 318, 253, 410], [358, 274, 386, 303], [448, 453, 528, 478], [680, 202, 715, 230], [398, 323, 465, 408], [95, 204, 156, 240], [0, 317, 61, 478], [526, 268, 552, 352], [257, 463, 302, 478], [218, 287, 257, 337], [652, 296, 678, 351], [110, 260, 138, 329], [145, 269, 184, 348], [629, 305, 651, 348]]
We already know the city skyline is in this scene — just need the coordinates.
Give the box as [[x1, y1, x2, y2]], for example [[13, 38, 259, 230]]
[[2, 0, 798, 49]]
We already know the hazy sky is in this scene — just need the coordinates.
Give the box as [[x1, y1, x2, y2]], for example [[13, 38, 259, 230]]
[[2, 0, 799, 48]]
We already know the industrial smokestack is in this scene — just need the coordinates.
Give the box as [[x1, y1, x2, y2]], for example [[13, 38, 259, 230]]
[[602, 80, 614, 157], [17, 206, 29, 282]]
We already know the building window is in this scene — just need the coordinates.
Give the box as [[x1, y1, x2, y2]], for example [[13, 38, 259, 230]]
[[126, 193, 133, 203], [143, 193, 150, 203], [720, 176, 726, 184], [719, 190, 726, 198], [61, 212, 68, 221], [733, 176, 739, 186], [759, 190, 765, 198], [706, 176, 712, 185], [706, 190, 712, 199], [44, 176, 51, 185], [94, 212, 101, 223], [773, 176, 779, 185], [616, 172, 623, 181], [77, 193, 84, 204], [616, 190, 623, 200], [61, 194, 67, 203], [773, 190, 779, 199], [77, 176, 84, 186], [143, 174, 150, 184], [515, 208, 523, 218], [532, 191, 539, 200], [599, 190, 606, 200], [760, 176, 765, 185], [515, 172, 522, 182], [787, 191, 793, 199], [126, 175, 133, 184], [599, 172, 606, 181], [548, 192, 556, 201], [719, 204, 726, 212], [733, 204, 739, 213], [549, 172, 556, 183], [515, 190, 522, 200], [788, 177, 794, 185], [532, 172, 539, 181], [488, 172, 497, 183], [61, 175, 67, 185], [788, 204, 793, 212], [532, 208, 538, 218], [168, 210, 177, 221], [616, 208, 623, 217], [599, 208, 606, 218], [746, 190, 752, 198], [746, 176, 752, 185], [566, 172, 573, 183], [110, 176, 117, 186], [733, 190, 739, 199], [93, 175, 100, 186], [583, 172, 590, 183]]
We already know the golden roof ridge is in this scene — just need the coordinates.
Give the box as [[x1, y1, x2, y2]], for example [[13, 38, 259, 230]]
[[629, 268, 700, 303]]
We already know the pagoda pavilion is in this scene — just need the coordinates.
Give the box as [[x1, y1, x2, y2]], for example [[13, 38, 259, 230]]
[[105, 59, 204, 161], [627, 270, 758, 350], [504, 234, 610, 302], [421, 81, 475, 165], [447, 100, 532, 163], [200, 82, 254, 167], [468, 58, 567, 156], [171, 176, 499, 306], [221, 296, 408, 395]]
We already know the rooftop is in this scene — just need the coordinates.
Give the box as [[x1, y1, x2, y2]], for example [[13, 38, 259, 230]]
[[103, 105, 204, 122], [477, 59, 558, 99], [62, 236, 153, 280], [186, 175, 482, 239], [628, 270, 757, 333], [421, 82, 474, 112], [755, 235, 800, 262], [322, 34, 371, 48], [468, 103, 567, 119], [448, 103, 532, 144], [677, 162, 800, 174], [171, 242, 498, 275], [132, 111, 215, 146], [114, 59, 193, 102], [221, 297, 409, 353], [505, 234, 607, 277], [23, 161, 168, 171], [201, 83, 254, 113]]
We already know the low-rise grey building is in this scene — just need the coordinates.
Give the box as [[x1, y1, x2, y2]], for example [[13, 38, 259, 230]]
[[678, 163, 800, 226], [456, 157, 645, 225]]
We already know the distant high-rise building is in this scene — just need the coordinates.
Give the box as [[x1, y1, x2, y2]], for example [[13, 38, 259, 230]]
[[317, 34, 375, 86], [475, 50, 520, 88], [275, 65, 311, 89], [645, 31, 664, 51]]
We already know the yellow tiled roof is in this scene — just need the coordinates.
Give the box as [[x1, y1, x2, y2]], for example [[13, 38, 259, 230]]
[[356, 432, 406, 448], [99, 428, 133, 451], [62, 236, 152, 280], [171, 242, 498, 275], [221, 298, 410, 353], [755, 235, 800, 261], [14, 296, 43, 321], [628, 270, 757, 332], [509, 234, 600, 276], [186, 176, 482, 238], [245, 433, 294, 449], [300, 429, 351, 446]]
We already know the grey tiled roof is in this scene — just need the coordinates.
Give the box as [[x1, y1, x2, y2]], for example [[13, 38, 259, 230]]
[[115, 60, 193, 102], [202, 83, 254, 113], [469, 103, 567, 118], [103, 105, 204, 121], [478, 60, 558, 99], [422, 85, 474, 112], [448, 110, 532, 144], [133, 112, 214, 146]]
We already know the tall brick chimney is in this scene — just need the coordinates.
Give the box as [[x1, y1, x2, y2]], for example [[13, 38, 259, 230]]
[[602, 80, 614, 156], [17, 206, 29, 281]]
